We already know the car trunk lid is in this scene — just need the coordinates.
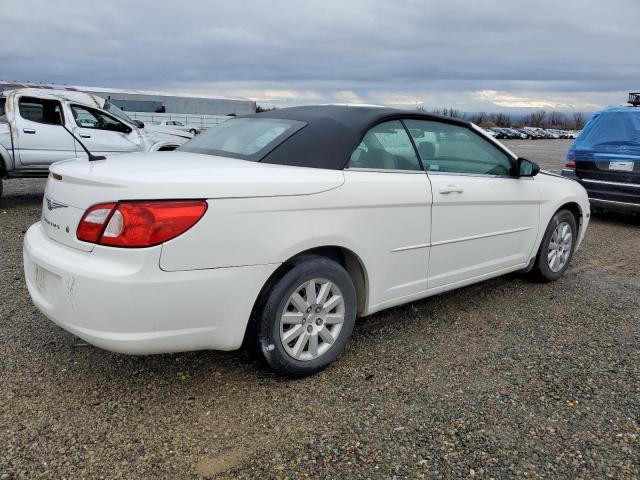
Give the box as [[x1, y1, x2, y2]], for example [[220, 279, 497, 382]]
[[43, 152, 344, 251], [40, 183, 96, 252]]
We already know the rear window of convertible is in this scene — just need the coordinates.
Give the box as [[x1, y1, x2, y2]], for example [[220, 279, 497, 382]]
[[177, 118, 307, 161]]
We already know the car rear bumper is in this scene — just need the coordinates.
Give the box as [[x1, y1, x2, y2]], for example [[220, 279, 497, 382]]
[[560, 168, 578, 180], [561, 170, 640, 213], [588, 197, 640, 213], [23, 223, 278, 354]]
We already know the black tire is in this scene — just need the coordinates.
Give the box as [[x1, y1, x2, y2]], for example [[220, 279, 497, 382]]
[[529, 209, 577, 282], [0, 179, 3, 200], [255, 255, 357, 377], [189, 129, 197, 135]]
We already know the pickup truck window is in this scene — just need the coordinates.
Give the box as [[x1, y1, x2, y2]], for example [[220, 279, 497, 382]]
[[103, 100, 136, 125], [71, 104, 132, 134], [18, 97, 64, 125]]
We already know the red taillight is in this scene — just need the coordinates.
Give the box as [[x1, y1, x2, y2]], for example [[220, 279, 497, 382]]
[[77, 200, 207, 248], [565, 152, 576, 169], [77, 202, 116, 243]]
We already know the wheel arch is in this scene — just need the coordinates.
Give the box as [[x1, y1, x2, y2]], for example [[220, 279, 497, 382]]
[[0, 143, 12, 176], [242, 245, 369, 347], [556, 201, 583, 235]]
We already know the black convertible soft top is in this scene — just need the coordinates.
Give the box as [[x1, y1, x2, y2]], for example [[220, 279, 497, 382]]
[[243, 105, 471, 170]]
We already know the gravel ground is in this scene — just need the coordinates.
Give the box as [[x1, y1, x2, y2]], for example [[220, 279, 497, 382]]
[[1, 140, 638, 479]]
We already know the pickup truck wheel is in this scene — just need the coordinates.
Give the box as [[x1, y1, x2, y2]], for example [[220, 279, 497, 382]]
[[529, 209, 577, 282], [256, 255, 357, 377]]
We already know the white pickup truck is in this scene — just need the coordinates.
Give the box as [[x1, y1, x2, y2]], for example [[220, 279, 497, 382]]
[[0, 88, 193, 198]]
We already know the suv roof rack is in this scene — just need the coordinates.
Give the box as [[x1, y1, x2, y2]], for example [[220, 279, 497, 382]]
[[629, 92, 640, 107]]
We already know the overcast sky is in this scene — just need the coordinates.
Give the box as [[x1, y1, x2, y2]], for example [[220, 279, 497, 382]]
[[2, 0, 639, 112]]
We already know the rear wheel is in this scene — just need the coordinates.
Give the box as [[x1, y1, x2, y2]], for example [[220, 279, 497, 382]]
[[256, 255, 357, 377], [529, 209, 577, 282]]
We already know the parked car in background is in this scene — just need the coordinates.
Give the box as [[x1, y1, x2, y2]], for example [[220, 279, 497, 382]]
[[562, 106, 640, 213], [100, 101, 193, 140], [515, 128, 535, 139], [494, 128, 513, 139], [23, 105, 590, 377], [0, 88, 192, 198], [482, 128, 498, 138], [541, 129, 559, 139], [155, 120, 203, 135], [522, 127, 545, 139], [487, 127, 509, 139], [548, 129, 569, 139], [501, 128, 527, 139]]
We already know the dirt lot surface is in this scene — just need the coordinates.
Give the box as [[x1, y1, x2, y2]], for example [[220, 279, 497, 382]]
[[1, 140, 638, 479]]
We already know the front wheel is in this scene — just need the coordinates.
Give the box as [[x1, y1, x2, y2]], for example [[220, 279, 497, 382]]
[[256, 255, 357, 377], [529, 209, 577, 282]]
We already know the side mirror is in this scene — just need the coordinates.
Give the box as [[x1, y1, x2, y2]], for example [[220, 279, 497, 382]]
[[133, 120, 145, 128], [517, 157, 540, 177]]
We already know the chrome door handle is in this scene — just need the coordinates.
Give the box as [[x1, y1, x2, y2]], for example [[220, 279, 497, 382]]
[[439, 184, 464, 194], [79, 133, 91, 138], [23, 128, 36, 134]]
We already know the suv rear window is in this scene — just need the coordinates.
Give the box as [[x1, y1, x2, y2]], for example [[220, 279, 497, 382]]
[[575, 110, 640, 151], [178, 118, 306, 161]]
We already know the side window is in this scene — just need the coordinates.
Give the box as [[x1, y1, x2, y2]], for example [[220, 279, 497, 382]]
[[405, 119, 513, 176], [348, 120, 421, 171], [18, 97, 64, 125], [70, 104, 131, 133]]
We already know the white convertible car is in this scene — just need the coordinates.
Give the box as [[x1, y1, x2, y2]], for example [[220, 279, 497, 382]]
[[23, 106, 590, 376]]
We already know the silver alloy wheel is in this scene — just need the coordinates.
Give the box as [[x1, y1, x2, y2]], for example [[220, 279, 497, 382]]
[[279, 278, 345, 361], [547, 221, 573, 273]]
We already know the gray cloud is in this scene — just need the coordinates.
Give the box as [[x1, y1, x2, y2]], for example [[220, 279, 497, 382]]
[[2, 0, 639, 111]]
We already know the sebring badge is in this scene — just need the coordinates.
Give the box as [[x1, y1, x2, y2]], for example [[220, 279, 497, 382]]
[[46, 197, 68, 211]]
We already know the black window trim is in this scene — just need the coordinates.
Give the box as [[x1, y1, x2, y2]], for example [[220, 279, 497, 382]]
[[400, 119, 425, 171], [402, 117, 518, 178], [343, 114, 519, 176], [344, 118, 425, 173]]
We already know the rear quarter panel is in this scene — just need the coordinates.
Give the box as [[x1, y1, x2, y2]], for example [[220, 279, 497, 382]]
[[159, 170, 432, 311]]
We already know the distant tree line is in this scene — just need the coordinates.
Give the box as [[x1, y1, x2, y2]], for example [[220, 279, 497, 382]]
[[256, 105, 277, 113], [422, 106, 586, 130]]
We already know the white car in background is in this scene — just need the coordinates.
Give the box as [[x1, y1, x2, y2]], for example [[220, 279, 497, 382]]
[[23, 105, 590, 377], [155, 120, 203, 135]]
